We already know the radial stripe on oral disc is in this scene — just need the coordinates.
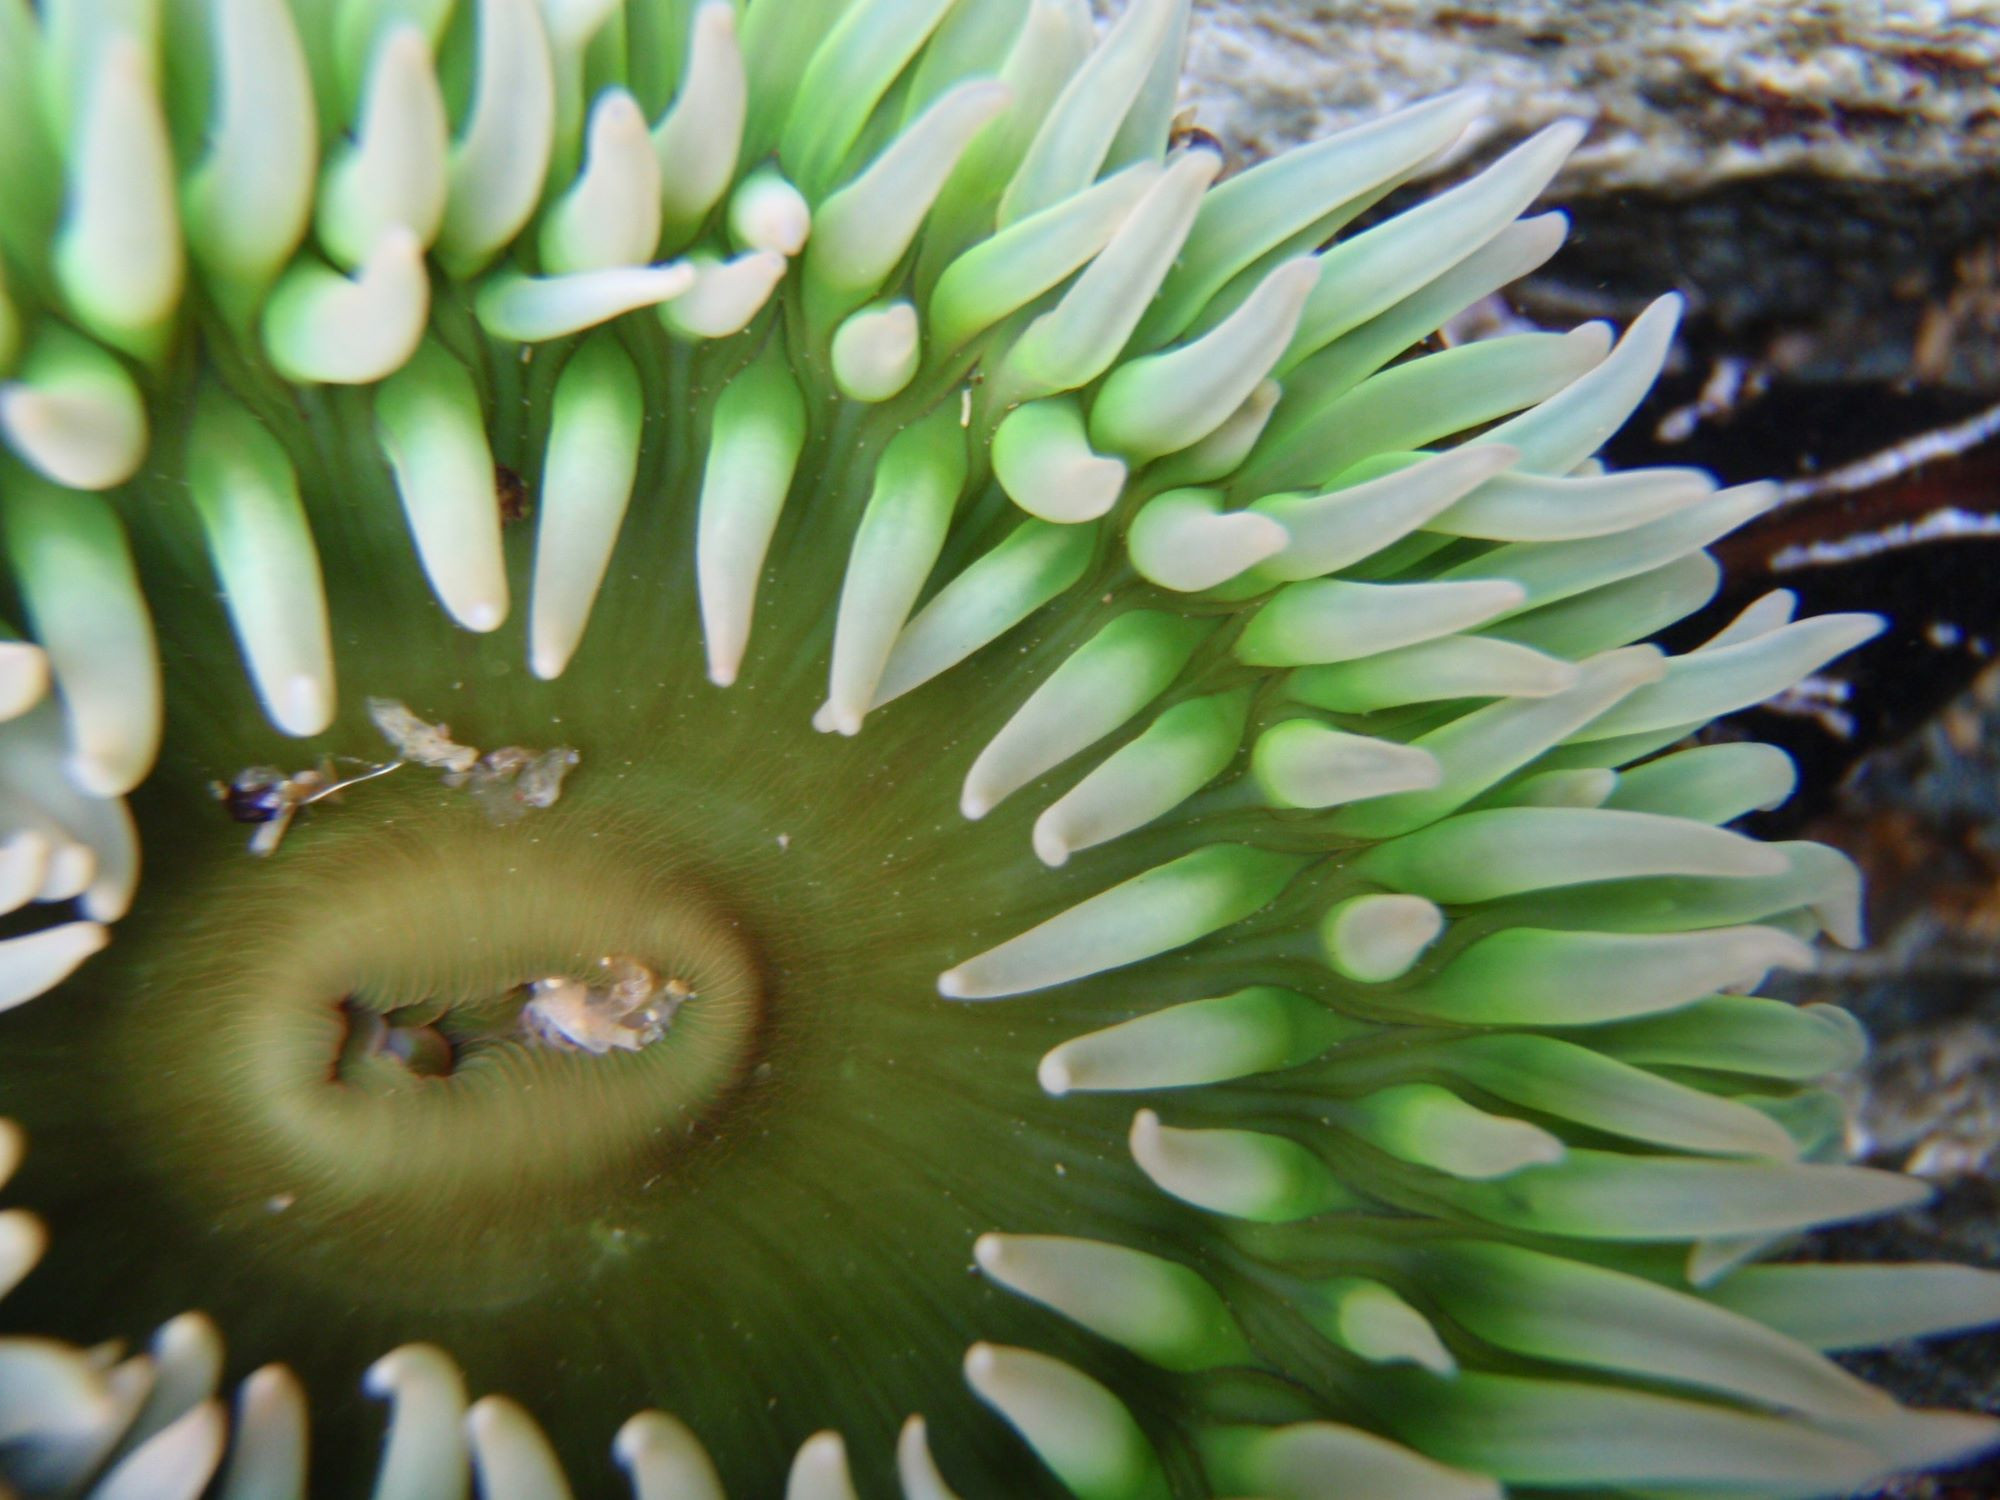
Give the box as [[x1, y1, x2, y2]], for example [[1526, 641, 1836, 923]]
[[998, 148, 1220, 403], [1320, 893, 1444, 983], [1249, 443, 1516, 584], [990, 397, 1127, 524], [938, 844, 1305, 999], [366, 1345, 470, 1500], [962, 1344, 1167, 1500], [317, 26, 449, 268], [999, 0, 1182, 225], [694, 346, 808, 688], [473, 262, 698, 343], [1604, 742, 1800, 824], [1129, 1109, 1358, 1221], [1287, 635, 1578, 714], [89, 1399, 226, 1500], [652, 0, 747, 246], [779, 0, 962, 198], [183, 0, 315, 303], [1357, 806, 1788, 903], [0, 328, 148, 491], [1418, 1034, 1799, 1159], [1201, 1422, 1501, 1500], [1140, 88, 1487, 350], [872, 520, 1097, 710], [263, 228, 429, 385], [438, 0, 555, 275], [960, 610, 1207, 819], [54, 35, 182, 360], [786, 1431, 857, 1500], [660, 251, 787, 339], [816, 407, 966, 735], [895, 1416, 962, 1500], [374, 340, 510, 633], [217, 1366, 306, 1500], [2, 479, 159, 798], [187, 391, 337, 737], [1309, 1277, 1457, 1372], [529, 336, 643, 681], [809, 78, 1012, 302], [1326, 645, 1666, 839], [1126, 488, 1289, 591], [615, 1412, 727, 1500], [1707, 1264, 2000, 1353], [1038, 985, 1359, 1095], [727, 166, 811, 258], [1573, 614, 1885, 741], [539, 89, 663, 273], [829, 300, 921, 402], [1091, 257, 1321, 463], [928, 162, 1160, 354], [1282, 120, 1587, 372], [1031, 688, 1247, 867], [974, 1234, 1251, 1372]]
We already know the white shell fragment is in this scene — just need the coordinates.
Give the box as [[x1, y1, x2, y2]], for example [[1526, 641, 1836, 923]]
[[522, 957, 693, 1055]]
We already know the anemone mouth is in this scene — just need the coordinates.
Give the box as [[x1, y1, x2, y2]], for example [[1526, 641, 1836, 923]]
[[113, 803, 770, 1306]]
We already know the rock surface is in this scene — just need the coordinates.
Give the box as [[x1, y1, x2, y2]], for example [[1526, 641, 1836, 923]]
[[1138, 0, 2000, 389]]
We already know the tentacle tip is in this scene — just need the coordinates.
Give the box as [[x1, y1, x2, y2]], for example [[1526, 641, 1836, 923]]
[[65, 751, 135, 800], [937, 969, 970, 999], [275, 674, 334, 737], [959, 790, 992, 821], [971, 1233, 1003, 1271], [1031, 821, 1070, 868], [1037, 1053, 1073, 1096], [962, 1343, 997, 1381], [459, 600, 507, 634]]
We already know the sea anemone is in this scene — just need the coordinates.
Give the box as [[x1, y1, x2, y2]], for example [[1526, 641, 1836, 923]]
[[0, 0, 1996, 1495]]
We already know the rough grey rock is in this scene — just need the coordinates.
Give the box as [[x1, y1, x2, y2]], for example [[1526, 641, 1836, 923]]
[[1130, 0, 2000, 390]]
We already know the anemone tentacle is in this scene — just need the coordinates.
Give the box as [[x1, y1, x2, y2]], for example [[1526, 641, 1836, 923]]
[[0, 1, 1996, 1497]]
